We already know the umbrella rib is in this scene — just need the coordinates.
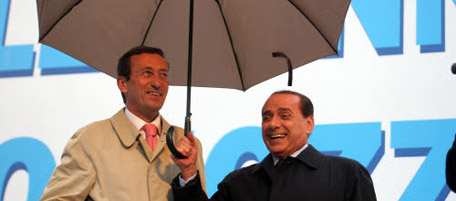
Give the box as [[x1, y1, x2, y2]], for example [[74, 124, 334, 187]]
[[215, 0, 246, 91], [141, 0, 165, 45], [38, 1, 82, 41], [287, 0, 338, 54], [37, 1, 45, 40]]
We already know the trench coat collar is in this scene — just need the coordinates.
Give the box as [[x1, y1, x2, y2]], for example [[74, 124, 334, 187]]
[[252, 144, 322, 174], [110, 108, 174, 162], [111, 108, 140, 147]]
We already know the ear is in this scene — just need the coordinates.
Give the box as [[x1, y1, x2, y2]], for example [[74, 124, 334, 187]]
[[306, 115, 315, 136], [117, 76, 128, 93]]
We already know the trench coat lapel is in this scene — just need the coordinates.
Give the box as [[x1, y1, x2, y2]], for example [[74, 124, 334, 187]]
[[110, 108, 174, 163], [110, 109, 153, 161], [111, 108, 141, 148]]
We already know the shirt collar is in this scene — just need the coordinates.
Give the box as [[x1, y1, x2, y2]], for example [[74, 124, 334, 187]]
[[124, 108, 161, 133], [272, 144, 308, 165], [252, 144, 321, 175]]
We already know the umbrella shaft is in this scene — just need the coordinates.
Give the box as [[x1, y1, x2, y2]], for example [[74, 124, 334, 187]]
[[185, 0, 195, 136]]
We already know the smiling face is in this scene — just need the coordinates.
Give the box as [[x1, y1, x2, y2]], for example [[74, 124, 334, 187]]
[[117, 53, 169, 122], [261, 93, 314, 158]]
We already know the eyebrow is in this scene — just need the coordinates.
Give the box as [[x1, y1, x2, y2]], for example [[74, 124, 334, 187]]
[[278, 108, 292, 112], [262, 110, 272, 116], [157, 66, 169, 72], [141, 67, 168, 71]]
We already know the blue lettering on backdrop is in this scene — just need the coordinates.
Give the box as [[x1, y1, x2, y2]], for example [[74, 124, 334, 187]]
[[417, 0, 445, 52], [0, 137, 55, 201], [351, 0, 404, 55], [310, 122, 384, 174], [391, 119, 456, 201], [351, 0, 448, 55], [0, 0, 34, 78]]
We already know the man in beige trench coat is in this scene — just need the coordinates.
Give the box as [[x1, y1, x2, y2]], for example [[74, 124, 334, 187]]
[[39, 46, 206, 201]]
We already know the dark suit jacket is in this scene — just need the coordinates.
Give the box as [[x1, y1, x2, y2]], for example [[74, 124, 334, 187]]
[[447, 133, 456, 192], [173, 144, 376, 201]]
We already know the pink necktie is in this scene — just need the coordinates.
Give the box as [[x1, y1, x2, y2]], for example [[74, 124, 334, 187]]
[[142, 124, 158, 151]]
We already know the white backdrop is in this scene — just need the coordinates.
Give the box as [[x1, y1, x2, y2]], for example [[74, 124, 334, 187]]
[[1, 0, 456, 200]]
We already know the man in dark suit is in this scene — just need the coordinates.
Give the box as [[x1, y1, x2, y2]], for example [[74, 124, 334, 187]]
[[171, 90, 377, 201]]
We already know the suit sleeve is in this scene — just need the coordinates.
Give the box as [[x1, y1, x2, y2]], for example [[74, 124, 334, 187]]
[[346, 162, 377, 201], [447, 133, 456, 192], [39, 128, 96, 201], [172, 171, 233, 201], [172, 171, 209, 201]]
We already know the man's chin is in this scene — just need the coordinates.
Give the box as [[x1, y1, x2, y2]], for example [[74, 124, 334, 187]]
[[267, 146, 286, 157], [271, 152, 287, 158], [145, 101, 164, 109], [146, 105, 163, 112]]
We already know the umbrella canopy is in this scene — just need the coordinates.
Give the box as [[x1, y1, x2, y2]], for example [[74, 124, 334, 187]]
[[37, 0, 350, 91], [37, 0, 351, 158]]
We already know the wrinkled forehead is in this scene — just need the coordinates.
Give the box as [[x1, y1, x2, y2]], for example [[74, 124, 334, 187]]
[[262, 94, 300, 113], [130, 53, 168, 70]]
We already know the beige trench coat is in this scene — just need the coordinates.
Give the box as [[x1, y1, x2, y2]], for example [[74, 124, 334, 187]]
[[40, 108, 206, 201]]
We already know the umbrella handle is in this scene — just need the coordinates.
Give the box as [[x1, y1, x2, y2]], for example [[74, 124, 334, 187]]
[[166, 126, 186, 159], [272, 52, 293, 86]]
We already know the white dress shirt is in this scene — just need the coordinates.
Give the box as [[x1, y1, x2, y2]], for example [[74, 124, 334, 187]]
[[124, 108, 161, 139]]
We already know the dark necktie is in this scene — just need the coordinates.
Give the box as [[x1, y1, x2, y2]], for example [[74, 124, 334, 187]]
[[276, 158, 285, 169]]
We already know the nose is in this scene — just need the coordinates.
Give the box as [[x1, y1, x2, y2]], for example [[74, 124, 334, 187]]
[[267, 116, 280, 130], [151, 82, 161, 90], [150, 76, 161, 90]]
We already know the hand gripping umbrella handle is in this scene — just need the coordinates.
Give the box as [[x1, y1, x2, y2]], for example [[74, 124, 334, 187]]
[[166, 115, 191, 159], [166, 126, 186, 159]]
